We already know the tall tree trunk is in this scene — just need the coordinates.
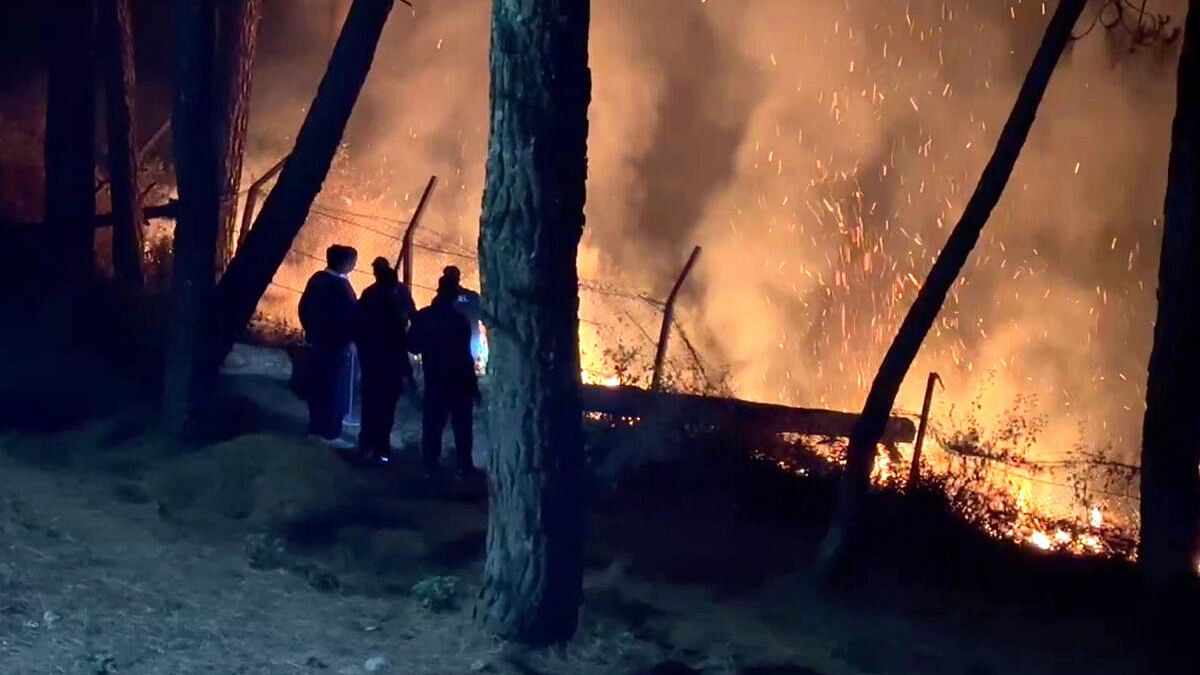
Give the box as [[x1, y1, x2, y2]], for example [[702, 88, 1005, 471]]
[[214, 0, 263, 275], [477, 0, 591, 645], [100, 0, 145, 288], [198, 0, 394, 377], [1140, 0, 1200, 593], [43, 0, 97, 292], [815, 0, 1089, 581], [162, 0, 220, 434]]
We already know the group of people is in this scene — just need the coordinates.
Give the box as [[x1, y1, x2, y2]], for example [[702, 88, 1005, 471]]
[[297, 244, 481, 478]]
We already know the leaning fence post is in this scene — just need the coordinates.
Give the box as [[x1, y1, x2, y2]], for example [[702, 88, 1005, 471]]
[[908, 372, 942, 488], [651, 245, 702, 391], [237, 156, 286, 248], [396, 175, 438, 288]]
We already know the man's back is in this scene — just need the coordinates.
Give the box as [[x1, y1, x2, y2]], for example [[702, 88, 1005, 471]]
[[410, 299, 475, 396], [299, 271, 356, 348], [356, 281, 415, 354]]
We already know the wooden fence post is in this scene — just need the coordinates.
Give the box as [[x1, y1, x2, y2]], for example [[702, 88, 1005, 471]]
[[236, 156, 285, 249], [651, 245, 702, 391], [908, 372, 942, 488], [396, 175, 438, 288]]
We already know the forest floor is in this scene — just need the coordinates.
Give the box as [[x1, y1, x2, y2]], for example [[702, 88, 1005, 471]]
[[0, 335, 1194, 674]]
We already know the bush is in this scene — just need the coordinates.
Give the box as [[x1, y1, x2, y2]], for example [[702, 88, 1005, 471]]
[[411, 575, 459, 612]]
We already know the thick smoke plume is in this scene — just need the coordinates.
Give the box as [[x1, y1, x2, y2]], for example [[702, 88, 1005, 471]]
[[105, 1, 1197, 519]]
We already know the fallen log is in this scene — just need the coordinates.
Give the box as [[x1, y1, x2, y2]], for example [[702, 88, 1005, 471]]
[[580, 384, 917, 446]]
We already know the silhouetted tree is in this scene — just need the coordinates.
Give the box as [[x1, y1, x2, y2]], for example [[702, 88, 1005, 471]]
[[815, 0, 1089, 581], [214, 0, 263, 274], [43, 0, 97, 291], [1140, 0, 1199, 593], [198, 0, 396, 377], [100, 0, 145, 288], [476, 0, 591, 645], [163, 0, 220, 433]]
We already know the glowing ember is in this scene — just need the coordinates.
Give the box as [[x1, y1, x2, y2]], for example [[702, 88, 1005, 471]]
[[1028, 531, 1053, 551]]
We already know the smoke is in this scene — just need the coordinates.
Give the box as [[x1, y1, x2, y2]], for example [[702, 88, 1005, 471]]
[[241, 0, 1183, 513]]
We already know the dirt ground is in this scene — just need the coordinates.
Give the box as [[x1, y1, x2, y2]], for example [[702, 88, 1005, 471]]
[[0, 342, 1193, 674]]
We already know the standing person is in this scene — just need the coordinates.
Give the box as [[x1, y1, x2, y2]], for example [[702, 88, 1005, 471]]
[[355, 257, 415, 464], [408, 275, 480, 478], [298, 244, 358, 447], [439, 266, 485, 369]]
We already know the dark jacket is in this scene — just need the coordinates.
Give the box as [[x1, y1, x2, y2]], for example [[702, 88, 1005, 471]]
[[408, 294, 476, 398], [299, 270, 357, 349], [356, 280, 416, 371], [451, 287, 481, 326]]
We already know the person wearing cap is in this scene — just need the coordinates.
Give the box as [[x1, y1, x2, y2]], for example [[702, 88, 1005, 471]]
[[298, 244, 358, 446], [407, 274, 480, 478], [354, 257, 416, 463], [439, 266, 484, 369]]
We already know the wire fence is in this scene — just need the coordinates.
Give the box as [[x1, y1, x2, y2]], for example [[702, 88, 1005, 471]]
[[259, 198, 1142, 513], [259, 197, 701, 387]]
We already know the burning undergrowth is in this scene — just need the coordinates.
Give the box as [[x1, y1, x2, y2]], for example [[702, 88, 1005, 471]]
[[754, 386, 1140, 562]]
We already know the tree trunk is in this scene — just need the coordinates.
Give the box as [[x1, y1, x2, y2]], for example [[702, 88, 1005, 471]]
[[162, 0, 220, 434], [477, 0, 591, 645], [815, 0, 1089, 581], [100, 0, 145, 288], [198, 0, 394, 377], [43, 0, 97, 291], [214, 0, 263, 275], [1139, 0, 1200, 593]]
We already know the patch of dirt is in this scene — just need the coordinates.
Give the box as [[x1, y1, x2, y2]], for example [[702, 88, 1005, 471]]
[[0, 350, 1189, 675]]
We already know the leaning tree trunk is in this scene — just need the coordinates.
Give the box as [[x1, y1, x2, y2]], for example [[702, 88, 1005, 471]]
[[1140, 0, 1200, 593], [477, 0, 591, 645], [162, 0, 220, 434], [198, 0, 394, 377], [100, 0, 145, 288], [214, 0, 263, 275], [43, 0, 97, 292], [815, 0, 1089, 581]]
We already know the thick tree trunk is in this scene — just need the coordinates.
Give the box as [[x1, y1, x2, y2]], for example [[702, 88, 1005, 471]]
[[43, 0, 97, 290], [1140, 0, 1200, 592], [100, 0, 145, 288], [477, 0, 591, 645], [815, 0, 1089, 581], [162, 0, 220, 434], [214, 0, 263, 275], [198, 0, 394, 376]]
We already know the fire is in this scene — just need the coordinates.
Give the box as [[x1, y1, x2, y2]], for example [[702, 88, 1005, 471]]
[[582, 370, 621, 388], [1028, 531, 1053, 551]]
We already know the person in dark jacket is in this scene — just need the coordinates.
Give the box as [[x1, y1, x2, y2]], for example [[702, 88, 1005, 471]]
[[298, 244, 358, 445], [355, 257, 416, 463], [439, 266, 484, 368], [408, 275, 479, 477]]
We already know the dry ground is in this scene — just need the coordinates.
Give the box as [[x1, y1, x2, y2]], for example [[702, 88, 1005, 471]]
[[0, 343, 1191, 674]]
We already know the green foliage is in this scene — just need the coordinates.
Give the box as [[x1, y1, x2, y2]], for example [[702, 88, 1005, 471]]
[[410, 575, 459, 612]]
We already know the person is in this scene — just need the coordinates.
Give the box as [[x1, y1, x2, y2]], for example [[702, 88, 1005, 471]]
[[439, 266, 484, 369], [298, 244, 358, 447], [408, 274, 480, 478], [354, 257, 415, 464]]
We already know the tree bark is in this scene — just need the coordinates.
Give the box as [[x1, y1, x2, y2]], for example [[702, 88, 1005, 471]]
[[198, 0, 394, 377], [100, 0, 145, 288], [162, 0, 220, 434], [214, 0, 263, 275], [1139, 0, 1200, 592], [815, 0, 1089, 581], [477, 0, 591, 645], [43, 0, 98, 290]]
